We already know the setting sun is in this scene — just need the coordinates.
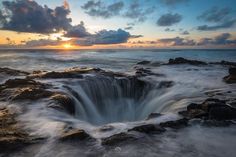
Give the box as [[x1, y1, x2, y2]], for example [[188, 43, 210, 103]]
[[63, 43, 73, 49]]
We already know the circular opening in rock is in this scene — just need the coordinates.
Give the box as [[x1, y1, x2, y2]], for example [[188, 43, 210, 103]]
[[62, 75, 153, 125]]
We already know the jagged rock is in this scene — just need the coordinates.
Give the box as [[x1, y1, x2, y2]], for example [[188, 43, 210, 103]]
[[59, 129, 91, 141], [209, 105, 236, 120], [168, 57, 207, 65], [128, 124, 166, 134], [0, 78, 52, 101], [49, 94, 75, 115], [137, 60, 151, 65], [146, 113, 163, 120], [0, 108, 31, 152], [179, 98, 236, 121], [211, 60, 236, 66], [2, 78, 44, 89], [12, 88, 53, 101], [0, 67, 29, 76], [135, 68, 164, 77], [160, 118, 188, 129], [101, 132, 136, 145], [224, 67, 236, 83]]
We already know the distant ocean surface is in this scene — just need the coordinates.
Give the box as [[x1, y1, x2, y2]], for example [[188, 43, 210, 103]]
[[0, 49, 236, 72]]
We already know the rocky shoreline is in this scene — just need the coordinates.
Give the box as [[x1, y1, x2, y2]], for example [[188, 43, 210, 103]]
[[0, 57, 236, 153]]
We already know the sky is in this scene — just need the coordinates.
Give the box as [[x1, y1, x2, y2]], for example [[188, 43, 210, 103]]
[[0, 0, 236, 49]]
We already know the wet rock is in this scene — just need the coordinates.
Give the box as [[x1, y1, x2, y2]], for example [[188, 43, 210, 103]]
[[60, 129, 91, 141], [0, 108, 31, 152], [168, 57, 207, 65], [128, 124, 166, 134], [209, 105, 236, 120], [12, 88, 53, 101], [146, 113, 163, 120], [160, 118, 188, 129], [0, 78, 52, 101], [137, 60, 151, 65], [211, 60, 236, 66], [179, 98, 236, 121], [0, 67, 29, 76], [101, 132, 136, 145], [28, 67, 101, 79], [2, 78, 44, 89], [49, 94, 75, 115], [135, 68, 164, 77], [223, 67, 236, 84]]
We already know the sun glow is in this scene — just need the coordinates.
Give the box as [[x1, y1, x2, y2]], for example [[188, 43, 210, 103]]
[[63, 43, 73, 49]]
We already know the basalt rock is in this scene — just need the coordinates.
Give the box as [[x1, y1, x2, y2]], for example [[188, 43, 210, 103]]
[[0, 108, 32, 152], [128, 124, 166, 134], [135, 68, 164, 77], [0, 78, 51, 101], [12, 88, 53, 101], [224, 67, 236, 84], [49, 94, 76, 115], [146, 113, 163, 120], [59, 129, 92, 141], [179, 98, 236, 121], [168, 57, 207, 65], [211, 60, 236, 66], [0, 67, 29, 76], [101, 132, 136, 145], [160, 118, 188, 129], [137, 60, 151, 65]]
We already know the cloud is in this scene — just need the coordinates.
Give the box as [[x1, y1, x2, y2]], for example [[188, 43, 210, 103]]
[[165, 28, 175, 32], [198, 33, 236, 45], [197, 19, 236, 31], [123, 1, 155, 22], [81, 0, 124, 18], [24, 39, 62, 47], [158, 37, 195, 46], [0, 0, 72, 34], [161, 0, 190, 6], [157, 13, 182, 26], [196, 6, 236, 31], [180, 30, 190, 35], [64, 22, 91, 38], [197, 6, 232, 23], [124, 26, 133, 30], [76, 29, 140, 46]]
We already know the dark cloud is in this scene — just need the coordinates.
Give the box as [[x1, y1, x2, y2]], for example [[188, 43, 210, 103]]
[[81, 0, 124, 18], [124, 26, 133, 30], [127, 23, 135, 26], [165, 28, 175, 32], [25, 39, 62, 47], [161, 0, 190, 6], [180, 30, 190, 35], [198, 33, 236, 45], [157, 13, 182, 26], [159, 37, 195, 46], [64, 22, 91, 38], [197, 19, 236, 31], [76, 29, 140, 46], [196, 6, 236, 31], [197, 6, 232, 23], [0, 0, 72, 34], [123, 1, 155, 22]]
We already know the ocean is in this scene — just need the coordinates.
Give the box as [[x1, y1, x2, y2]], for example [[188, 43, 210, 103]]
[[0, 49, 236, 157]]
